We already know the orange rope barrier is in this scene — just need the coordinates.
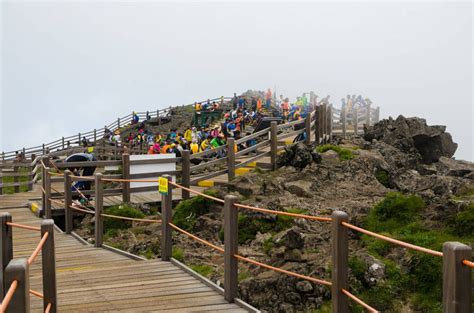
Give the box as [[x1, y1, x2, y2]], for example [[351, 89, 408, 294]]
[[341, 288, 379, 312], [169, 182, 225, 203], [29, 289, 44, 298], [101, 213, 161, 224], [235, 203, 332, 222], [341, 222, 443, 257], [6, 222, 41, 232], [168, 223, 224, 253], [45, 302, 52, 313], [234, 254, 332, 287], [0, 280, 18, 312], [462, 259, 474, 268], [70, 205, 95, 214], [28, 232, 49, 265]]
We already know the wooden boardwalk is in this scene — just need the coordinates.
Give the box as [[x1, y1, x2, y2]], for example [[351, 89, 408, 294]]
[[0, 192, 251, 312]]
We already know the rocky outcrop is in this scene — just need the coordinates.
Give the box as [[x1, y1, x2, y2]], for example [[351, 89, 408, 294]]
[[364, 116, 457, 164], [277, 143, 322, 169]]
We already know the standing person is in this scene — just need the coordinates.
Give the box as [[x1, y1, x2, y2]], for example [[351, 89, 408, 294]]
[[257, 97, 263, 112], [251, 97, 257, 111], [232, 93, 238, 110], [265, 88, 272, 109]]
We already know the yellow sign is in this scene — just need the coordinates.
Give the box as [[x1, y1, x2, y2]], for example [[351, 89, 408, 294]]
[[159, 177, 168, 195], [87, 147, 94, 153]]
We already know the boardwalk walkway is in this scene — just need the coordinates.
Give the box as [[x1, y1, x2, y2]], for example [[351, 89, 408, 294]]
[[0, 192, 251, 312]]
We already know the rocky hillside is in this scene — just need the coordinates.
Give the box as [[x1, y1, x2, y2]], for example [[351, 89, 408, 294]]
[[75, 115, 473, 312]]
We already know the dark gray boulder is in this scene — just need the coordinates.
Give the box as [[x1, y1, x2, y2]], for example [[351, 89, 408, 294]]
[[364, 115, 457, 164]]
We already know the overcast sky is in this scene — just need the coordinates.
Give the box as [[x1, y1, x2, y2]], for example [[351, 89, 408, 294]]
[[1, 1, 472, 160]]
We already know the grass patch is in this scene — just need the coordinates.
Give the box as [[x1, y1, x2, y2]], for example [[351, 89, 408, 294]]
[[190, 264, 213, 277], [316, 144, 355, 161], [361, 192, 473, 311], [263, 236, 275, 255], [173, 189, 219, 230], [172, 247, 184, 262], [103, 204, 145, 230]]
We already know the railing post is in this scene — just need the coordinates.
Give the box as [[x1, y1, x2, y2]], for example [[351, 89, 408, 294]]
[[13, 165, 19, 193], [94, 173, 104, 247], [304, 114, 311, 145], [270, 121, 278, 170], [161, 175, 173, 261], [224, 195, 238, 302], [327, 105, 333, 143], [94, 129, 97, 144], [0, 213, 13, 300], [78, 133, 81, 146], [331, 210, 349, 313], [121, 153, 130, 203], [41, 219, 57, 313], [341, 107, 347, 139], [5, 258, 30, 313], [365, 103, 371, 127], [157, 110, 161, 126], [181, 150, 190, 200], [64, 170, 73, 234], [227, 138, 235, 181], [353, 108, 359, 135], [374, 107, 380, 123], [316, 105, 322, 145], [442, 242, 472, 313], [44, 166, 52, 219], [117, 117, 120, 129], [28, 155, 35, 191]]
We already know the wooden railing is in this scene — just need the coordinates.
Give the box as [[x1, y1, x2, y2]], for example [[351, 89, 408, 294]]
[[1, 97, 232, 161], [0, 214, 57, 312]]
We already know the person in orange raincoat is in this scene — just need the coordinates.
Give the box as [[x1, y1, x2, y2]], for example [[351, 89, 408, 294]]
[[257, 97, 263, 111]]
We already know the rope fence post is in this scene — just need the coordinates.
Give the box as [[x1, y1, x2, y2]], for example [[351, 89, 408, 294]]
[[304, 114, 311, 145], [41, 219, 57, 313], [63, 170, 73, 234], [122, 153, 130, 203], [94, 173, 104, 247], [181, 150, 191, 200], [331, 210, 349, 313], [224, 195, 238, 302], [44, 166, 52, 219], [270, 121, 277, 170], [5, 258, 29, 312], [442, 242, 472, 313], [227, 138, 235, 181], [0, 213, 13, 300], [161, 175, 173, 261]]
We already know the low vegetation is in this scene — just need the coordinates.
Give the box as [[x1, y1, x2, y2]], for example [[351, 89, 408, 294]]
[[173, 189, 220, 230], [316, 144, 355, 161], [103, 204, 145, 230]]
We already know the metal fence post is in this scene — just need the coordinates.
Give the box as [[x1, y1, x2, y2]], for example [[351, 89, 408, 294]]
[[64, 170, 73, 234], [161, 175, 173, 261], [94, 173, 104, 247], [122, 153, 130, 203], [0, 213, 13, 300], [227, 138, 235, 181], [331, 210, 349, 313], [442, 242, 472, 313], [44, 167, 52, 219], [181, 151, 190, 200], [304, 114, 311, 145], [224, 195, 238, 302], [41, 219, 57, 313], [5, 258, 30, 312]]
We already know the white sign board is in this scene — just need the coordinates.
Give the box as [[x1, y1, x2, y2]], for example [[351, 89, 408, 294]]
[[130, 154, 176, 190]]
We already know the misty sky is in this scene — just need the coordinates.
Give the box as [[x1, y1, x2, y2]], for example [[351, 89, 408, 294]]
[[1, 1, 472, 160]]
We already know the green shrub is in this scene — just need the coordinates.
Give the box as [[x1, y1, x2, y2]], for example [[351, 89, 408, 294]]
[[374, 169, 390, 188], [190, 264, 213, 277], [348, 256, 366, 283], [104, 205, 145, 230], [450, 204, 474, 236], [172, 247, 184, 262], [173, 190, 219, 230], [366, 192, 425, 232], [316, 144, 355, 161], [263, 237, 275, 255]]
